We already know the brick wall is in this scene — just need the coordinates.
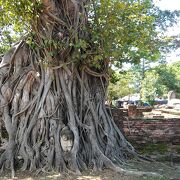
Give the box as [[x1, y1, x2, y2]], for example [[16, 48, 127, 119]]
[[122, 118, 180, 144], [128, 105, 152, 117], [112, 109, 180, 145], [110, 108, 127, 131]]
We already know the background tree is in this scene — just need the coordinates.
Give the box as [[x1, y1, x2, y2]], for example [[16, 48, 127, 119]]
[[141, 69, 166, 104], [0, 0, 179, 177], [110, 62, 180, 105], [141, 63, 180, 104], [108, 71, 136, 103]]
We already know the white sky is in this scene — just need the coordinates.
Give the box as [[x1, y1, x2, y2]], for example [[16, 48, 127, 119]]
[[154, 0, 180, 11], [155, 0, 180, 63]]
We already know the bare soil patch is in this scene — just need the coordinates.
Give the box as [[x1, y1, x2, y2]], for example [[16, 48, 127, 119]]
[[0, 161, 179, 180]]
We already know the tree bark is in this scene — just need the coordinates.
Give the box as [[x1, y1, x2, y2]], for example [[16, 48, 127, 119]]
[[0, 0, 154, 177]]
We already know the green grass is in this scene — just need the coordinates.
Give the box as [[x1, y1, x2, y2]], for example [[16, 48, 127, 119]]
[[135, 143, 169, 154]]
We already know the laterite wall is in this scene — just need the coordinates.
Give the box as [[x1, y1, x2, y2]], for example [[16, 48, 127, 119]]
[[112, 108, 180, 145]]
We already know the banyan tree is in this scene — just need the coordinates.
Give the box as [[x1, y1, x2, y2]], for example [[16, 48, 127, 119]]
[[0, 0, 178, 177]]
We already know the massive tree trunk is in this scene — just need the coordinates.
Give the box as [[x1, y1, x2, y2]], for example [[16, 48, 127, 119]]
[[0, 0, 139, 177]]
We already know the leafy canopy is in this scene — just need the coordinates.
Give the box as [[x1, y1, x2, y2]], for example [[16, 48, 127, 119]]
[[0, 0, 179, 68], [108, 62, 180, 103]]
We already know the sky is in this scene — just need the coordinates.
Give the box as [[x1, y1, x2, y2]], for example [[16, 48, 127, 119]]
[[155, 0, 180, 11], [155, 0, 180, 64], [120, 0, 180, 70]]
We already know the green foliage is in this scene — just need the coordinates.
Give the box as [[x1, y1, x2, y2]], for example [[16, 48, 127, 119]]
[[156, 63, 180, 93], [108, 62, 180, 103], [108, 71, 136, 101], [139, 143, 168, 154], [109, 69, 120, 84], [0, 0, 43, 54], [89, 0, 180, 67], [0, 0, 179, 69], [0, 0, 42, 31], [141, 70, 167, 103], [0, 29, 12, 54], [141, 62, 180, 103]]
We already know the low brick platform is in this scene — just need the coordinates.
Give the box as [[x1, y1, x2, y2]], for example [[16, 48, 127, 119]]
[[122, 118, 180, 144], [112, 109, 180, 144], [128, 105, 152, 117]]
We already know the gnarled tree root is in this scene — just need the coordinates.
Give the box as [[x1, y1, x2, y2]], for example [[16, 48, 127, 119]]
[[0, 43, 161, 179]]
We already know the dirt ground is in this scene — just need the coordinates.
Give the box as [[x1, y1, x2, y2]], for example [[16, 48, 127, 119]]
[[0, 161, 179, 180]]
